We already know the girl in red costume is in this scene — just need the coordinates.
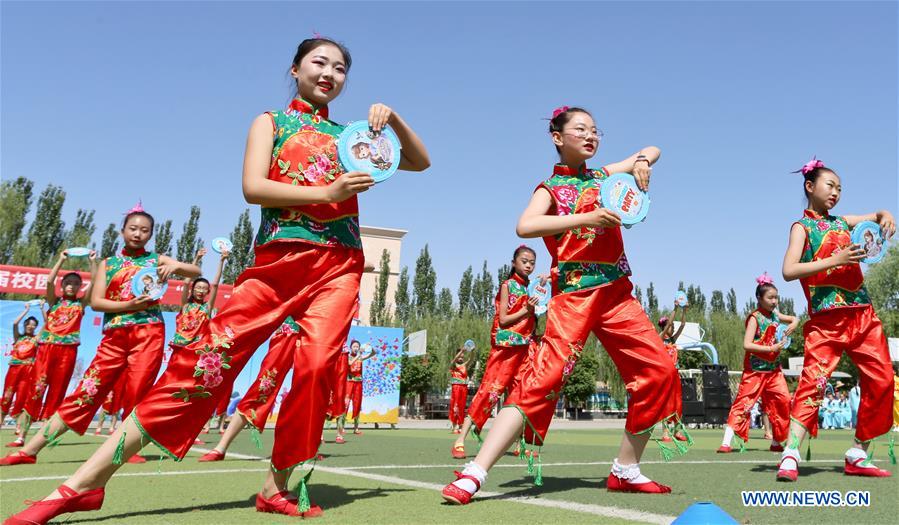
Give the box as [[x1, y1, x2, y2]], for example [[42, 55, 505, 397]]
[[1, 206, 201, 469], [775, 158, 896, 482], [198, 317, 299, 461], [170, 247, 227, 356], [718, 273, 797, 453], [448, 347, 475, 435], [3, 36, 429, 523], [344, 339, 375, 438], [23, 250, 98, 441], [657, 302, 688, 443], [452, 245, 540, 459], [443, 106, 682, 505], [2, 306, 40, 445]]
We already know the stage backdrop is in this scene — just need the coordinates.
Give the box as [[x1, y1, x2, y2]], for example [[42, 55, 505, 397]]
[[0, 301, 402, 425]]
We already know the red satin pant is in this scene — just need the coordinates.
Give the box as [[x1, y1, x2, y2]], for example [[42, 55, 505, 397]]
[[467, 344, 528, 432], [449, 383, 468, 426], [2, 363, 33, 417], [726, 369, 790, 443], [326, 353, 349, 419], [133, 243, 362, 471], [26, 343, 77, 421], [791, 306, 892, 442], [345, 380, 363, 419], [505, 278, 681, 445], [57, 323, 164, 434], [236, 331, 296, 431]]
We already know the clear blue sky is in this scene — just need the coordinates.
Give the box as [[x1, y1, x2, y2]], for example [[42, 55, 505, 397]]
[[3, 1, 897, 312]]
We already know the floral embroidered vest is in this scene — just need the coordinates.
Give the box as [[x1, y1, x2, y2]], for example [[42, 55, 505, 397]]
[[10, 335, 37, 365], [171, 300, 211, 347], [450, 363, 468, 385], [491, 272, 535, 347], [348, 356, 363, 382], [39, 298, 84, 345], [102, 248, 163, 331], [745, 308, 780, 372], [540, 164, 631, 295], [795, 210, 869, 315], [255, 98, 362, 250]]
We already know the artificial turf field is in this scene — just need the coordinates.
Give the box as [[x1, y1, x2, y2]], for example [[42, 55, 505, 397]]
[[1, 425, 896, 524]]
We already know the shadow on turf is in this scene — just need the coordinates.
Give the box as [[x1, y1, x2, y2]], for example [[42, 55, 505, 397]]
[[749, 464, 844, 476], [61, 483, 412, 522]]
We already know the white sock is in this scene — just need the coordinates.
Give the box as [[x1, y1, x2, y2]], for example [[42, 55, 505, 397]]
[[611, 458, 651, 484], [780, 448, 800, 470], [845, 447, 875, 467], [451, 461, 487, 494], [722, 426, 734, 446]]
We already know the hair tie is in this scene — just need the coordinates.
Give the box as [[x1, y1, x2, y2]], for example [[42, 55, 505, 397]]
[[124, 200, 144, 215], [312, 30, 322, 39], [792, 156, 825, 175], [551, 105, 570, 120], [756, 272, 774, 286]]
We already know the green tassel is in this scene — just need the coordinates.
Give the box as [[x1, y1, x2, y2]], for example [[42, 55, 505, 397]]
[[805, 439, 812, 462], [861, 442, 875, 466], [533, 453, 543, 487], [676, 421, 695, 446], [526, 448, 535, 475], [889, 434, 896, 465], [518, 436, 526, 460], [43, 425, 63, 449], [112, 431, 126, 465], [735, 436, 747, 454], [250, 427, 262, 450], [674, 435, 690, 455], [789, 430, 801, 450], [656, 439, 675, 462], [292, 469, 314, 513], [473, 428, 483, 445]]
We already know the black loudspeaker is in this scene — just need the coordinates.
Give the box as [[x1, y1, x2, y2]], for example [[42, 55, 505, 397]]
[[705, 408, 729, 425], [701, 364, 730, 390], [703, 393, 732, 410], [681, 377, 698, 402], [683, 400, 705, 417]]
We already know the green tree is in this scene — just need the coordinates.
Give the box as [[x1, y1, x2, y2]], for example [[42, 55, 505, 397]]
[[866, 244, 899, 336], [153, 220, 174, 256], [412, 245, 436, 318], [496, 264, 511, 288], [100, 223, 119, 258], [710, 290, 725, 313], [14, 184, 66, 267], [457, 266, 473, 314], [646, 282, 659, 318], [370, 249, 391, 325], [223, 209, 254, 284], [634, 285, 643, 309], [176, 205, 203, 265], [779, 297, 796, 316], [394, 266, 411, 325], [0, 177, 34, 264], [437, 288, 454, 319], [726, 288, 738, 315], [399, 354, 436, 400], [472, 261, 494, 318]]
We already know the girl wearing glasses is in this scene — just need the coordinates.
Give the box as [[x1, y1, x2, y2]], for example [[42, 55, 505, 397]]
[[443, 106, 684, 505]]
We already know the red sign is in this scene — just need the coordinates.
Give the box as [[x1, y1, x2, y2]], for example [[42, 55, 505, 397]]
[[0, 264, 233, 309]]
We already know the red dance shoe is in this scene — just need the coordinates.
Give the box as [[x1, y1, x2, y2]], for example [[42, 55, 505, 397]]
[[451, 444, 466, 459], [661, 435, 673, 443], [442, 471, 481, 505], [674, 432, 688, 442], [776, 457, 798, 482], [769, 443, 784, 452], [3, 484, 104, 525], [5, 439, 24, 448], [844, 458, 892, 477], [255, 490, 323, 518], [0, 451, 36, 466], [716, 445, 732, 453], [193, 438, 205, 445], [606, 473, 671, 493], [335, 435, 345, 444], [126, 454, 146, 464], [198, 450, 225, 462], [353, 430, 363, 435]]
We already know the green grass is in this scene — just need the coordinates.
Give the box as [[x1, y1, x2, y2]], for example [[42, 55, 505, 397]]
[[1, 426, 896, 524]]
